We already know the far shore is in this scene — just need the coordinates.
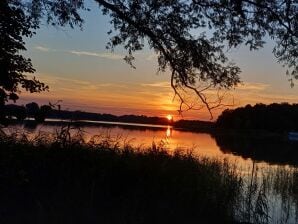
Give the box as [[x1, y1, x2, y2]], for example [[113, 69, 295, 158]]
[[7, 117, 292, 138]]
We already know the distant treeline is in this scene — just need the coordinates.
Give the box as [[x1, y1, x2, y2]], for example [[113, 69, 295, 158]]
[[3, 102, 298, 132], [47, 110, 215, 130], [47, 110, 173, 125], [0, 103, 174, 126], [0, 102, 51, 124], [1, 102, 216, 131], [216, 103, 298, 131], [174, 119, 214, 131]]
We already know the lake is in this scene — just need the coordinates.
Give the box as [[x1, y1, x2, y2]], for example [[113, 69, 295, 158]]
[[4, 119, 297, 167], [3, 119, 257, 165], [4, 119, 298, 223]]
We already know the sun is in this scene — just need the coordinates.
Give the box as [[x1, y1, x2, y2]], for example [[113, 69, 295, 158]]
[[166, 114, 173, 121]]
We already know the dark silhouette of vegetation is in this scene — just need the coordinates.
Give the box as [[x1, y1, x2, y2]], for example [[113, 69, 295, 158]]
[[213, 131, 298, 166], [25, 102, 52, 123], [25, 102, 39, 116], [0, 102, 52, 125], [0, 104, 26, 121], [45, 109, 173, 125], [174, 119, 215, 132], [0, 0, 48, 106], [74, 0, 298, 117], [1, 1, 297, 117], [5, 102, 298, 135], [216, 103, 298, 131], [0, 130, 241, 224], [1, 128, 298, 223], [1, 102, 213, 130], [214, 103, 298, 165]]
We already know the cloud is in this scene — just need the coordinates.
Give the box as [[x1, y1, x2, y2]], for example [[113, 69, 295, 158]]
[[35, 46, 50, 52], [26, 73, 129, 92], [141, 82, 171, 88], [236, 82, 270, 91], [34, 45, 123, 60], [69, 51, 123, 60], [229, 81, 298, 106]]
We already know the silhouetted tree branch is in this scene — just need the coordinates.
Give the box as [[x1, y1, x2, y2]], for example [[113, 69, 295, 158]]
[[1, 0, 297, 119], [0, 0, 48, 106]]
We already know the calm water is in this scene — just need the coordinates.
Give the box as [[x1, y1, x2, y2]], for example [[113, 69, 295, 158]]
[[5, 119, 252, 165], [4, 119, 298, 223], [4, 119, 295, 168]]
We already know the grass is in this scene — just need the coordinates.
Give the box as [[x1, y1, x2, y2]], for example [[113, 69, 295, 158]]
[[0, 127, 241, 224], [0, 126, 297, 224]]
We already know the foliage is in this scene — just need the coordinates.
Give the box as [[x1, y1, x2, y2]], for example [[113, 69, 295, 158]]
[[43, 109, 173, 125], [0, 0, 48, 105], [0, 102, 52, 124], [216, 103, 298, 131], [1, 128, 298, 223], [173, 119, 215, 132], [25, 102, 39, 115], [1, 0, 297, 117], [25, 102, 52, 122], [94, 0, 298, 117], [0, 104, 27, 125]]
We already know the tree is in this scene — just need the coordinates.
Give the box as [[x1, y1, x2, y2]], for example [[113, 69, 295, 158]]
[[25, 102, 52, 122], [36, 104, 52, 122], [25, 102, 40, 117], [94, 0, 298, 119], [0, 0, 48, 106], [2, 104, 27, 121], [1, 0, 297, 118]]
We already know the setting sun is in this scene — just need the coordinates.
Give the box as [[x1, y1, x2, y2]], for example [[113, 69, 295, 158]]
[[166, 114, 173, 121]]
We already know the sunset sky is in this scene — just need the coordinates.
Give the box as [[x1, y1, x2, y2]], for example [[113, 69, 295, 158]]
[[19, 1, 298, 121]]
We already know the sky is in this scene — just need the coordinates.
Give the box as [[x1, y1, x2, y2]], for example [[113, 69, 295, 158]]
[[19, 1, 298, 121]]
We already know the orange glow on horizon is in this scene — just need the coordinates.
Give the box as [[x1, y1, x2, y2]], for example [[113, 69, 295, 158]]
[[166, 114, 173, 121], [21, 74, 298, 121]]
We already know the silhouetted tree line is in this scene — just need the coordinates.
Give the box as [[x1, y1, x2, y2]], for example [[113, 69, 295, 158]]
[[174, 120, 214, 132], [47, 110, 173, 125], [6, 102, 298, 132], [0, 104, 175, 126], [0, 102, 52, 125], [216, 103, 298, 131]]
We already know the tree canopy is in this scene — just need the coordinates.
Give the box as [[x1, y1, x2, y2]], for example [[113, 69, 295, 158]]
[[1, 0, 297, 118], [216, 103, 298, 131], [0, 0, 48, 106]]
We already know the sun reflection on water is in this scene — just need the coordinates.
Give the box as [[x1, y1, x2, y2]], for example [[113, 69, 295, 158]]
[[166, 126, 172, 138]]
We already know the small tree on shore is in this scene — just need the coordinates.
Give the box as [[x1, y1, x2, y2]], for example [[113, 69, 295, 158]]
[[25, 102, 52, 123]]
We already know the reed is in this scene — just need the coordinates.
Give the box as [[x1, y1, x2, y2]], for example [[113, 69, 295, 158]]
[[0, 127, 297, 224], [0, 127, 241, 224]]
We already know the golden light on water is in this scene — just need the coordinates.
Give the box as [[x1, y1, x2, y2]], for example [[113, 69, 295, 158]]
[[166, 127, 172, 138]]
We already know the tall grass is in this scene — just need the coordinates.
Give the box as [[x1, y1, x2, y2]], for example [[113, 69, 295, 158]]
[[0, 126, 297, 224], [0, 127, 241, 224]]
